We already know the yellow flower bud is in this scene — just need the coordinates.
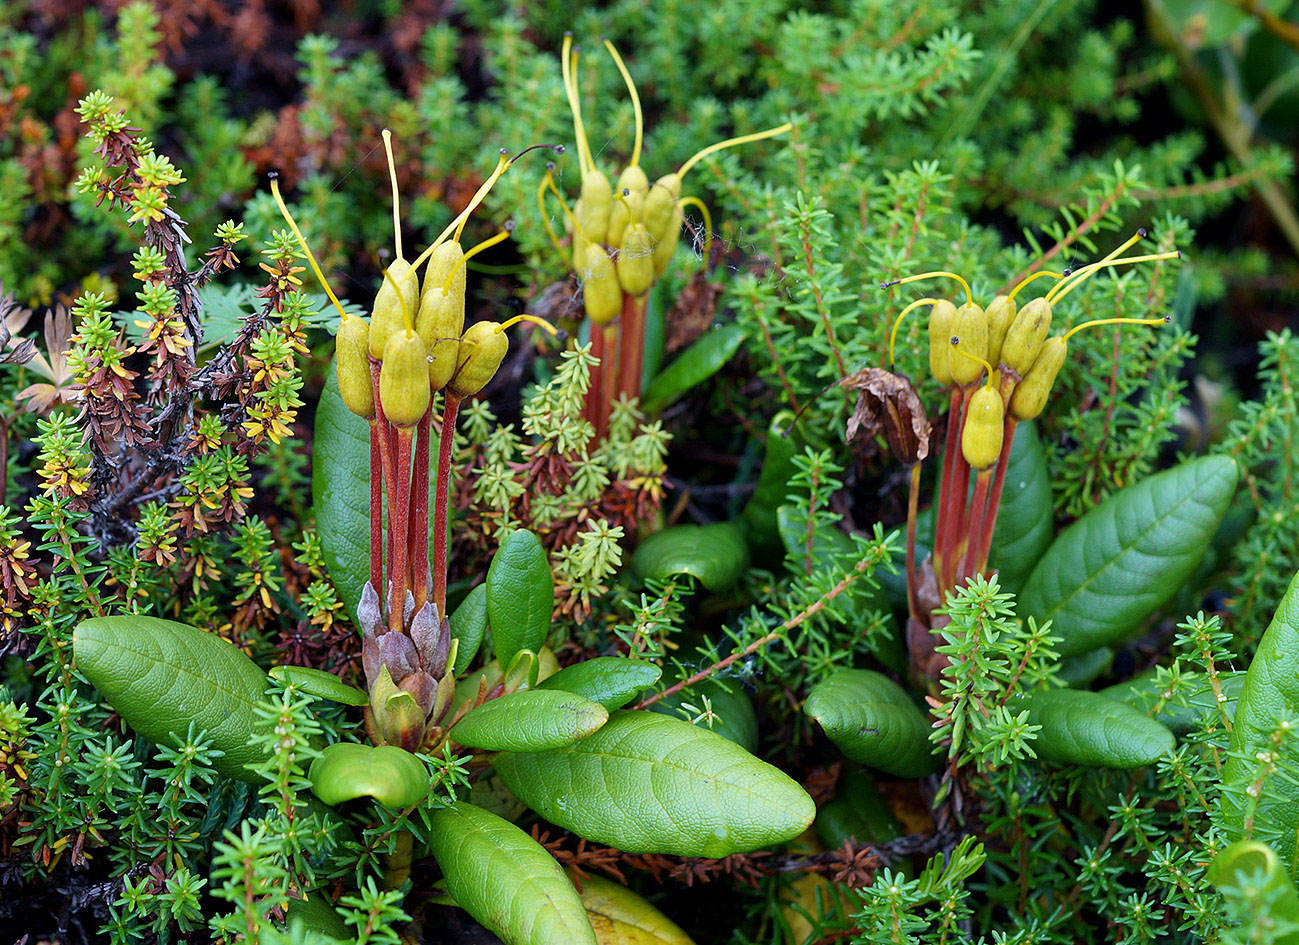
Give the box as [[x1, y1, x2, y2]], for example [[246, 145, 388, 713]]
[[961, 385, 1005, 469], [575, 170, 613, 246], [415, 249, 466, 392], [336, 315, 375, 419], [1000, 296, 1052, 376], [423, 242, 465, 309], [607, 186, 645, 251], [582, 244, 622, 326], [927, 299, 958, 387], [984, 295, 1016, 369], [1009, 336, 1067, 421], [948, 302, 987, 387], [378, 329, 431, 426], [644, 172, 682, 242], [617, 223, 655, 297], [448, 321, 508, 398], [368, 258, 419, 360], [651, 202, 682, 278]]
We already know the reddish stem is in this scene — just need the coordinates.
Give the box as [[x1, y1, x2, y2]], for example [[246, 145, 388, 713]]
[[941, 388, 974, 591], [932, 388, 961, 581], [598, 324, 619, 439], [960, 469, 993, 583], [409, 403, 434, 610], [586, 325, 605, 431], [905, 463, 922, 623], [976, 417, 1019, 573], [433, 394, 462, 620], [618, 292, 647, 402], [369, 419, 383, 595], [388, 428, 414, 629]]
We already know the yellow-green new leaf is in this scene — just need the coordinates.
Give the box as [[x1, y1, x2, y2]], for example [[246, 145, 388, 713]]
[[308, 743, 428, 808], [428, 801, 597, 945], [494, 710, 814, 857], [73, 615, 268, 782], [579, 875, 696, 945], [451, 689, 609, 751]]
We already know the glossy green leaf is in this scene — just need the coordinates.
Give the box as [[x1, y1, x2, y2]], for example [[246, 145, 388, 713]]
[[494, 710, 815, 857], [1102, 669, 1244, 734], [73, 615, 268, 782], [630, 522, 749, 592], [451, 690, 609, 752], [486, 530, 555, 671], [646, 678, 759, 752], [987, 421, 1053, 595], [285, 894, 351, 944], [269, 665, 367, 706], [313, 366, 439, 624], [1207, 840, 1299, 944], [1017, 456, 1238, 657], [1056, 648, 1113, 688], [739, 412, 802, 556], [308, 742, 428, 808], [1015, 689, 1174, 769], [578, 874, 696, 945], [804, 669, 939, 778], [1223, 570, 1299, 867], [815, 765, 901, 850], [427, 801, 597, 945], [450, 584, 488, 675], [641, 323, 744, 415], [537, 657, 662, 709]]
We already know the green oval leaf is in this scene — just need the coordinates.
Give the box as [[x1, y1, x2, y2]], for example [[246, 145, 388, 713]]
[[1207, 840, 1299, 944], [427, 801, 597, 945], [1017, 456, 1238, 657], [1056, 648, 1113, 688], [73, 615, 268, 782], [1015, 689, 1174, 769], [1102, 668, 1244, 734], [630, 522, 749, 592], [269, 665, 367, 706], [646, 678, 759, 753], [450, 584, 488, 675], [451, 690, 609, 752], [641, 323, 744, 415], [494, 710, 814, 857], [739, 412, 802, 556], [1223, 570, 1299, 867], [308, 742, 428, 808], [804, 669, 939, 778], [487, 530, 555, 671], [286, 894, 351, 944], [987, 421, 1053, 595], [313, 366, 439, 624], [537, 657, 662, 709], [814, 765, 901, 850]]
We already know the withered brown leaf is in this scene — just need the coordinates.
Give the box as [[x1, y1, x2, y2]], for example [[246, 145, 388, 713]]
[[840, 368, 931, 466]]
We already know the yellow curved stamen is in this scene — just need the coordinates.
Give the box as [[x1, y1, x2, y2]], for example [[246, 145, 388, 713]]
[[603, 39, 642, 167], [887, 297, 938, 365], [677, 195, 712, 264], [537, 171, 566, 256], [381, 265, 414, 333], [269, 177, 348, 323], [1061, 315, 1170, 344], [881, 270, 974, 307], [950, 336, 995, 389], [412, 151, 512, 269], [1045, 251, 1182, 306], [496, 313, 559, 336], [677, 122, 794, 179], [1006, 269, 1067, 302], [1043, 230, 1149, 302], [382, 128, 404, 261], [545, 170, 585, 238], [564, 38, 596, 175], [441, 228, 513, 296]]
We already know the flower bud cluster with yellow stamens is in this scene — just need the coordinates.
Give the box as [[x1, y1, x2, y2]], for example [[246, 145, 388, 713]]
[[545, 35, 792, 324]]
